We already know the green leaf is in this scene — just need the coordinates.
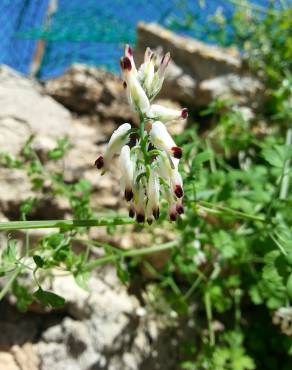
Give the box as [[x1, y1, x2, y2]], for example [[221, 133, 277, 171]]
[[33, 288, 65, 308], [33, 255, 44, 268], [74, 270, 90, 291], [1, 239, 17, 265], [262, 145, 291, 168], [191, 150, 213, 171]]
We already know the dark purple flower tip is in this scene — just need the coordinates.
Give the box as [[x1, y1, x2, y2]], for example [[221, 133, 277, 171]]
[[176, 204, 184, 215], [181, 108, 188, 119], [125, 189, 134, 202], [171, 146, 182, 159], [174, 185, 184, 198], [147, 218, 153, 225], [127, 45, 133, 56], [153, 208, 160, 220], [95, 156, 104, 169], [136, 214, 145, 223], [129, 208, 135, 218], [123, 81, 127, 89], [169, 211, 177, 222], [120, 56, 132, 71]]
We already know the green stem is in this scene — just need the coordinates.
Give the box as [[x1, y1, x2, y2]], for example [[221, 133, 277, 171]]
[[197, 201, 265, 223], [139, 112, 148, 162], [84, 240, 178, 271], [0, 216, 134, 231], [279, 128, 292, 200], [204, 291, 215, 347], [0, 265, 22, 301]]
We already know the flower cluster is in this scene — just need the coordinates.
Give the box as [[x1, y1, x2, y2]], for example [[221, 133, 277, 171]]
[[95, 45, 188, 223]]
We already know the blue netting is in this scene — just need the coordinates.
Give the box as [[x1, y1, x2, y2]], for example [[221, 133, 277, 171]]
[[0, 0, 289, 79], [0, 0, 49, 74]]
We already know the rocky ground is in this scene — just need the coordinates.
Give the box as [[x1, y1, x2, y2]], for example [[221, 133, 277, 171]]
[[0, 23, 262, 370]]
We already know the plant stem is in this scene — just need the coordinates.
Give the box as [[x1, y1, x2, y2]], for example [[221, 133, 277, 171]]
[[84, 240, 178, 270], [197, 201, 265, 223], [280, 128, 292, 200], [204, 291, 215, 347], [0, 216, 134, 231]]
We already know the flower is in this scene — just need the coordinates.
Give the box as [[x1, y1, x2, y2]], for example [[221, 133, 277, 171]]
[[146, 170, 160, 223], [156, 152, 184, 199], [148, 104, 188, 123], [120, 56, 150, 113], [95, 45, 186, 223], [150, 121, 183, 159], [122, 45, 171, 102], [119, 145, 134, 201], [95, 123, 131, 173]]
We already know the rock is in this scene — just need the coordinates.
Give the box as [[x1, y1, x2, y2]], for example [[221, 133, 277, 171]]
[[11, 343, 39, 370], [44, 64, 137, 124], [36, 270, 177, 370], [136, 22, 264, 108], [0, 352, 19, 370], [197, 73, 264, 108], [0, 65, 122, 219], [0, 65, 72, 156]]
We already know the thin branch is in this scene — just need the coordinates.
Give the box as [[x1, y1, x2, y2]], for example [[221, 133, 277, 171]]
[[84, 240, 178, 271], [0, 216, 134, 231]]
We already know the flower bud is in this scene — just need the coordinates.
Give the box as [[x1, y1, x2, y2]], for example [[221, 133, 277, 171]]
[[148, 52, 170, 99]]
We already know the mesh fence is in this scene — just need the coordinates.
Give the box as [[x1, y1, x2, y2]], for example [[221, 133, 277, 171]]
[[0, 0, 287, 79]]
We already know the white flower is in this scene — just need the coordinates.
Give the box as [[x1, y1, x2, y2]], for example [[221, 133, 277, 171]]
[[150, 121, 183, 159], [157, 153, 184, 199], [95, 123, 131, 172], [119, 145, 134, 201], [146, 170, 160, 223], [163, 186, 178, 221], [125, 46, 171, 101], [120, 56, 150, 114], [147, 104, 188, 123], [133, 182, 146, 223], [96, 45, 185, 223]]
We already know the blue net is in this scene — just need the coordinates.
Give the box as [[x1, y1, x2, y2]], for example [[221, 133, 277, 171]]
[[0, 0, 289, 79]]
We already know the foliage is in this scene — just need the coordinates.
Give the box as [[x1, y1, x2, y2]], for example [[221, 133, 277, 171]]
[[1, 1, 292, 369]]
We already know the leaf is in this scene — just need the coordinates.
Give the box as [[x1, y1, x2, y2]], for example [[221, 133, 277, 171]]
[[262, 145, 291, 168], [191, 150, 213, 171], [74, 270, 90, 291], [33, 255, 44, 268], [1, 239, 17, 265], [33, 288, 65, 308]]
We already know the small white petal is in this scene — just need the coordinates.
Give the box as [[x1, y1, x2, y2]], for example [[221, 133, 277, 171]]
[[104, 123, 131, 164]]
